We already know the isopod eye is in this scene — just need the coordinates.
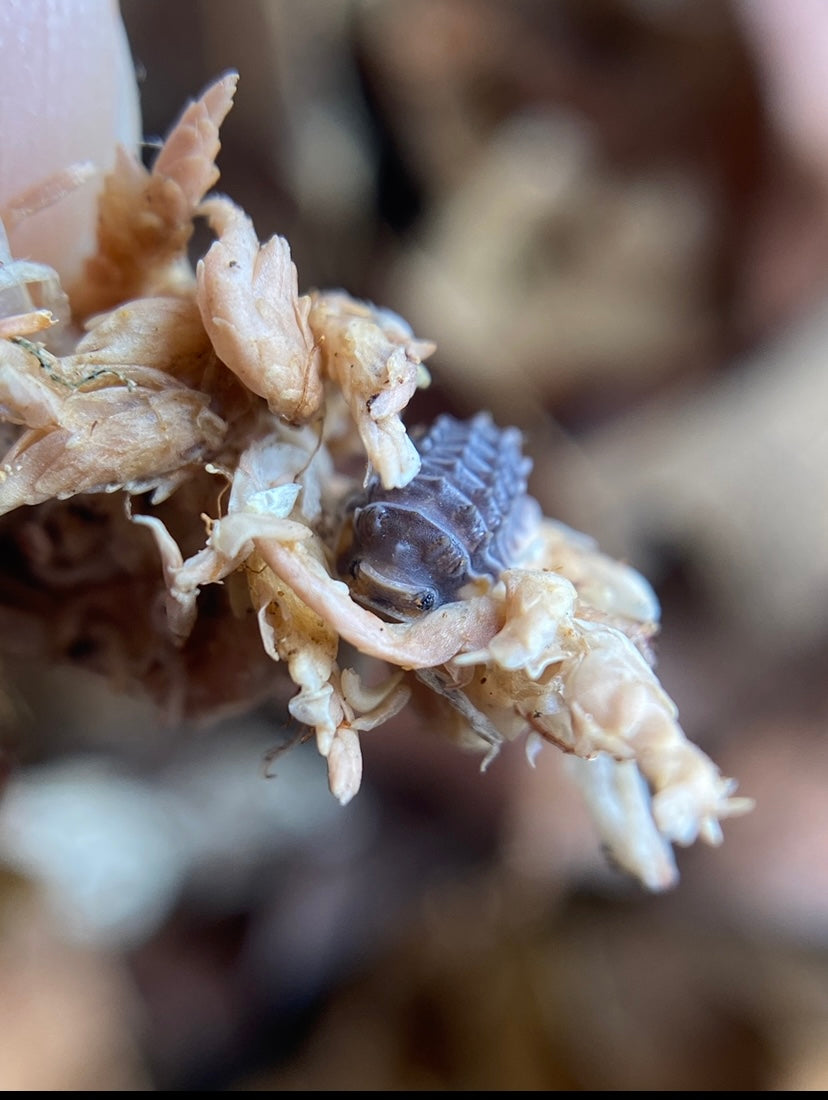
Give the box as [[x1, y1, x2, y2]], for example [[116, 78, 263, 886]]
[[417, 589, 437, 612], [364, 506, 385, 533]]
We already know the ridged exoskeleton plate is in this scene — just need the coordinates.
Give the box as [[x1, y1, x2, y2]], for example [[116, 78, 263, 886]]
[[339, 413, 540, 619]]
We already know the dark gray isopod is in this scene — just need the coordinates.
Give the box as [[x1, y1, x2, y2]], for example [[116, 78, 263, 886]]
[[338, 412, 540, 620]]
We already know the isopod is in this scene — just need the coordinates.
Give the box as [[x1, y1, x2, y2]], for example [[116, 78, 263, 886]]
[[338, 412, 540, 620]]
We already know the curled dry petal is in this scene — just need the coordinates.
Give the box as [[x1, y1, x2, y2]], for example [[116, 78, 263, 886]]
[[70, 297, 211, 381], [0, 310, 55, 341], [196, 197, 323, 423], [448, 569, 751, 853], [129, 428, 322, 642], [225, 425, 330, 524], [309, 291, 434, 488], [339, 667, 410, 729], [249, 557, 342, 744], [456, 570, 580, 677], [256, 536, 503, 669], [326, 725, 363, 806], [329, 671, 409, 804], [565, 755, 679, 891], [543, 618, 752, 845], [249, 559, 408, 805], [532, 518, 661, 627], [128, 509, 198, 640]]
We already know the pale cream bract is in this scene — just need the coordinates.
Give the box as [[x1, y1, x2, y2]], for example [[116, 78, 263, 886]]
[[309, 291, 435, 488], [0, 73, 752, 890], [197, 197, 324, 425]]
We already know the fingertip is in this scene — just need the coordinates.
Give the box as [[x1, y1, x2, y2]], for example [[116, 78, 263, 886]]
[[0, 0, 141, 284]]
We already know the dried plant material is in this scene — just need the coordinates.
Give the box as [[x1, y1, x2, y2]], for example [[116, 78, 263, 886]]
[[72, 295, 254, 429], [309, 291, 434, 487], [529, 518, 661, 629], [450, 570, 750, 852], [0, 218, 70, 345], [250, 557, 410, 803], [196, 197, 323, 423], [0, 74, 752, 885], [0, 325, 227, 514], [70, 73, 238, 319], [132, 428, 322, 641], [564, 755, 679, 891], [0, 310, 54, 342], [390, 113, 714, 422]]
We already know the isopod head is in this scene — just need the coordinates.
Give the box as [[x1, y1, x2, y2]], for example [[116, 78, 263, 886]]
[[340, 501, 466, 621]]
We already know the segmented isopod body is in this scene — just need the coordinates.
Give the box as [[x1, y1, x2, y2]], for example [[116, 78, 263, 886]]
[[338, 412, 540, 620]]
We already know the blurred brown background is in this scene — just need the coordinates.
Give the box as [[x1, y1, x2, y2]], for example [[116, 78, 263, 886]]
[[1, 0, 828, 1089]]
